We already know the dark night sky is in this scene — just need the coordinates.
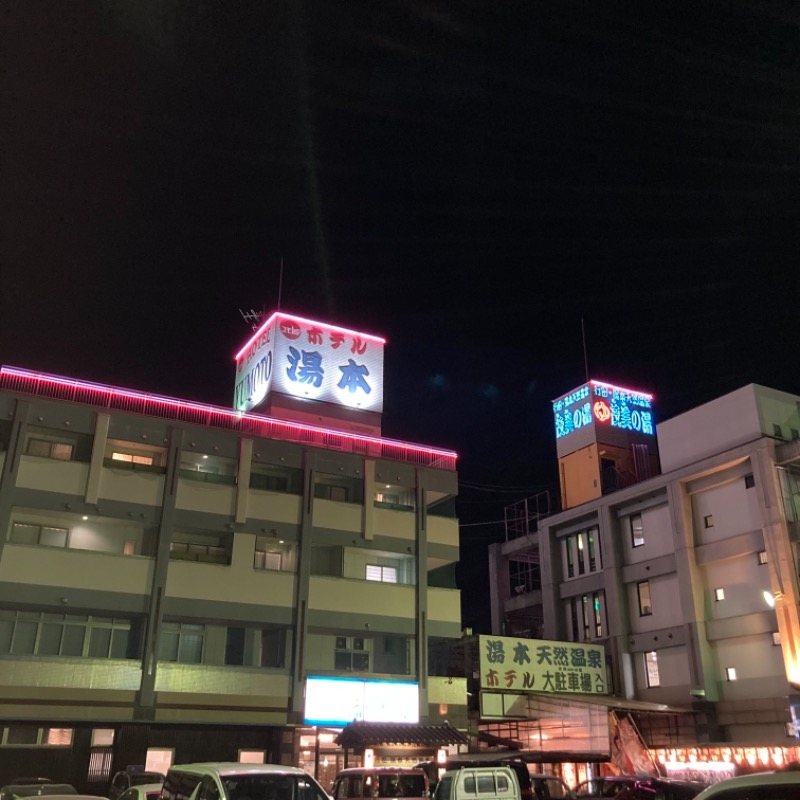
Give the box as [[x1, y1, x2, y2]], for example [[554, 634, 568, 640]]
[[2, 2, 800, 630]]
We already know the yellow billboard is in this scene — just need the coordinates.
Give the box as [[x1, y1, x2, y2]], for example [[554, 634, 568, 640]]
[[478, 635, 607, 695]]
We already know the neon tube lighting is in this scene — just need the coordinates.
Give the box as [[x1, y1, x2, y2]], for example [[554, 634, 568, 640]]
[[235, 311, 386, 362], [590, 379, 653, 399], [0, 366, 456, 461]]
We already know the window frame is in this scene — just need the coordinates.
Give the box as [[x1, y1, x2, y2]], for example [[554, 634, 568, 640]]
[[637, 580, 653, 616]]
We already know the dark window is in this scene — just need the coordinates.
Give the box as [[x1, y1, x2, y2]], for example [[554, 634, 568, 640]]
[[744, 473, 755, 489], [773, 423, 783, 438], [225, 627, 245, 665]]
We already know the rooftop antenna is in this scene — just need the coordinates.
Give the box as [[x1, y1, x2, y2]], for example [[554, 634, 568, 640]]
[[581, 317, 590, 382], [238, 258, 284, 331]]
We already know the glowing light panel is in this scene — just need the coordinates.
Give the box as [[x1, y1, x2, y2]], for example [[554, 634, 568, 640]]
[[304, 676, 419, 725], [234, 312, 384, 414], [553, 380, 654, 439]]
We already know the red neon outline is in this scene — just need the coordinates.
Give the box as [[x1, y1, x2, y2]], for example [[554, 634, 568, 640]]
[[590, 379, 653, 400], [235, 312, 386, 362], [0, 366, 456, 461], [593, 399, 612, 423]]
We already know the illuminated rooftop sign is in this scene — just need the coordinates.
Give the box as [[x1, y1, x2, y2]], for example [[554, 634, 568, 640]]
[[234, 312, 385, 415], [553, 380, 654, 440]]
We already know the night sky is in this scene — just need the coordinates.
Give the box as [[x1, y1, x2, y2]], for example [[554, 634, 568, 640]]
[[3, 2, 800, 630]]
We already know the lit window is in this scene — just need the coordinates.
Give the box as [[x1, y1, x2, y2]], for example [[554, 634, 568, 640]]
[[773, 632, 782, 646], [111, 452, 154, 466], [714, 588, 725, 601], [704, 515, 714, 528], [577, 533, 586, 575], [26, 438, 73, 461], [366, 565, 398, 583], [630, 514, 644, 547], [758, 551, 768, 565], [726, 667, 737, 681], [645, 651, 660, 687], [637, 581, 653, 616]]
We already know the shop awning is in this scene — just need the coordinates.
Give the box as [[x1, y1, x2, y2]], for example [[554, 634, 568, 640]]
[[335, 721, 468, 749], [544, 693, 694, 714]]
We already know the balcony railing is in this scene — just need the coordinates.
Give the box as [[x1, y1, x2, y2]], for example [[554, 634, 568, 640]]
[[0, 366, 457, 470]]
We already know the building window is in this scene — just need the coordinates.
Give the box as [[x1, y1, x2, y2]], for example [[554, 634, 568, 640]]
[[335, 636, 369, 671], [10, 522, 70, 548], [366, 565, 398, 583], [704, 514, 714, 528], [577, 533, 586, 575], [254, 538, 296, 572], [792, 429, 800, 441], [567, 593, 604, 642], [314, 474, 363, 504], [630, 513, 644, 547], [587, 529, 598, 571], [773, 632, 782, 646], [714, 588, 725, 601], [773, 424, 783, 438], [1, 727, 74, 747], [744, 473, 755, 489], [758, 550, 768, 565], [581, 595, 590, 640], [645, 651, 660, 688], [26, 437, 74, 461], [593, 593, 603, 637], [111, 451, 154, 466], [565, 536, 575, 578], [170, 532, 231, 565], [0, 612, 137, 659], [725, 666, 738, 681], [637, 581, 653, 616], [158, 622, 204, 664]]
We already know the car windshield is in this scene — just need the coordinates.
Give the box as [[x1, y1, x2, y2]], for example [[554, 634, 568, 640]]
[[223, 775, 327, 800], [376, 777, 426, 798]]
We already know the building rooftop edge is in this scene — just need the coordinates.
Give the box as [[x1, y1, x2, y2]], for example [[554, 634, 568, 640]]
[[0, 365, 457, 468]]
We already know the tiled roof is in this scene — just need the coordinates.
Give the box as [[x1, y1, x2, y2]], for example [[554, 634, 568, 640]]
[[336, 722, 468, 748]]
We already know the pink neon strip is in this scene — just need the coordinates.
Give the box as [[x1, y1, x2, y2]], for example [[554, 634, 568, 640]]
[[0, 366, 456, 462], [235, 311, 386, 362], [590, 379, 653, 400]]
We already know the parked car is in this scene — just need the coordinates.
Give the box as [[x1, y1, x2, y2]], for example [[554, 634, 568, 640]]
[[108, 772, 165, 800], [116, 785, 163, 800], [161, 762, 330, 800], [575, 778, 641, 799], [332, 768, 429, 800], [615, 778, 708, 800], [529, 776, 572, 800], [692, 769, 800, 799], [1, 784, 77, 800]]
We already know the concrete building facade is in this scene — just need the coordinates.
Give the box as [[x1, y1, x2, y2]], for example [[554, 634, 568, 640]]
[[0, 361, 464, 787], [490, 383, 800, 757]]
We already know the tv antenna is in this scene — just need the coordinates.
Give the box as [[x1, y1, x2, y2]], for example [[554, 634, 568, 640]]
[[238, 258, 285, 331]]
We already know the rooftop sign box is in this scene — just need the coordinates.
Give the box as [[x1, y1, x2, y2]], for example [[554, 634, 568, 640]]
[[552, 379, 654, 450], [234, 312, 385, 415]]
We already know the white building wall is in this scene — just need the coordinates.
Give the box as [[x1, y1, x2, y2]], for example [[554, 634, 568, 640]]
[[621, 503, 672, 563], [692, 478, 762, 545]]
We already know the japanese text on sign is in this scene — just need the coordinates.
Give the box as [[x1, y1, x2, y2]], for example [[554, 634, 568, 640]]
[[478, 635, 607, 695]]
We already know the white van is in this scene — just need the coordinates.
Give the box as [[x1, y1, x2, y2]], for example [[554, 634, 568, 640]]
[[161, 763, 331, 800], [433, 768, 520, 800]]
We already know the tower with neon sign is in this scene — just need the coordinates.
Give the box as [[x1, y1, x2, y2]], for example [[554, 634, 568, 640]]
[[234, 311, 385, 436], [552, 379, 660, 510]]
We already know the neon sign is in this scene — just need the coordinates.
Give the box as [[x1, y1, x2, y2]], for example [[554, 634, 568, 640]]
[[553, 380, 654, 439], [234, 312, 385, 414]]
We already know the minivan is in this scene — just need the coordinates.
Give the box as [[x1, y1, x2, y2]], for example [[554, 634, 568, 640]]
[[332, 768, 429, 800], [161, 763, 331, 800]]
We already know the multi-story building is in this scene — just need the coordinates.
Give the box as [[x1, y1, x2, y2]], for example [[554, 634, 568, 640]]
[[0, 313, 465, 789], [490, 382, 800, 777]]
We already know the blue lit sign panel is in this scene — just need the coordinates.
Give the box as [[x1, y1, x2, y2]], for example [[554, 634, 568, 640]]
[[553, 381, 654, 439]]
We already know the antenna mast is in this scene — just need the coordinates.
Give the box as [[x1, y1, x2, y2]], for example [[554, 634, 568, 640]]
[[581, 317, 590, 382]]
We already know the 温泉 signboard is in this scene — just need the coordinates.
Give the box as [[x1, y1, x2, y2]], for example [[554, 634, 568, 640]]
[[304, 676, 419, 725], [234, 312, 385, 414], [479, 634, 607, 695], [552, 380, 654, 441]]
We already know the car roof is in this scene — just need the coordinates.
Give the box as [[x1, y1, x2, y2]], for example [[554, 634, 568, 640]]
[[695, 770, 800, 797], [167, 764, 308, 777], [336, 769, 425, 774], [126, 786, 163, 792]]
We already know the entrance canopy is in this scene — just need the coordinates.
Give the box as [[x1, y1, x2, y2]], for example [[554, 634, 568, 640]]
[[335, 721, 468, 749]]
